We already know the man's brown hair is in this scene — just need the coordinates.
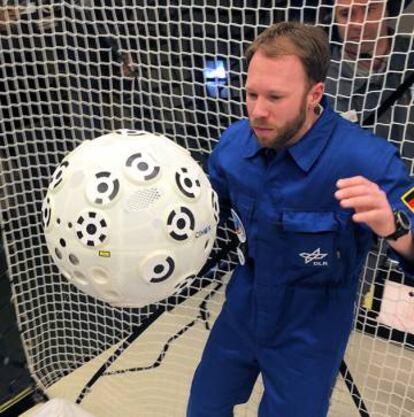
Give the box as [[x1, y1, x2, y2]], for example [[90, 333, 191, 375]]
[[245, 22, 331, 85]]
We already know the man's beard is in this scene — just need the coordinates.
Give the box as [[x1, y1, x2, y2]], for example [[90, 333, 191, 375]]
[[252, 97, 307, 151]]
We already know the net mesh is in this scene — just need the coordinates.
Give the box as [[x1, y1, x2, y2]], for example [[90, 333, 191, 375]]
[[0, 1, 413, 416]]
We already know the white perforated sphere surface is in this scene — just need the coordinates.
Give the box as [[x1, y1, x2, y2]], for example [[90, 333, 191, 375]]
[[42, 130, 219, 307]]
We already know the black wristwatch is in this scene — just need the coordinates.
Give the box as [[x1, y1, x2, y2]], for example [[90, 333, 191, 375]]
[[383, 210, 411, 241]]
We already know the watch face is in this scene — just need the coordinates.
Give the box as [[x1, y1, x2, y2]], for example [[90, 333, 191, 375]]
[[397, 210, 411, 230]]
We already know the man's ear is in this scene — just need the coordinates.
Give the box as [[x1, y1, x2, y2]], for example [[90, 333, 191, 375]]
[[309, 82, 325, 108]]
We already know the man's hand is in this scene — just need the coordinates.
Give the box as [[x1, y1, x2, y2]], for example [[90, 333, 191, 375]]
[[336, 176, 414, 261], [335, 176, 395, 237]]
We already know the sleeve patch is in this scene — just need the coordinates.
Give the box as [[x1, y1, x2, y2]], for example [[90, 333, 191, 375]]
[[401, 187, 414, 213]]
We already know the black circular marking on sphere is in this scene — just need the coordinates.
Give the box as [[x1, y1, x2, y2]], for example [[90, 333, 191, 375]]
[[68, 222, 73, 228], [167, 208, 194, 240], [109, 180, 120, 200], [54, 178, 63, 189], [168, 207, 195, 241], [181, 207, 195, 230], [57, 218, 61, 225], [68, 253, 79, 265], [174, 277, 195, 296], [51, 161, 69, 189], [175, 282, 185, 291], [99, 234, 106, 242], [175, 171, 199, 199], [89, 212, 97, 219], [87, 240, 94, 247], [177, 218, 186, 230], [59, 238, 66, 247], [154, 264, 164, 274], [175, 173, 194, 198], [98, 183, 109, 193], [137, 162, 149, 171], [211, 191, 219, 222], [86, 224, 97, 235], [77, 216, 84, 225], [174, 274, 196, 290], [100, 219, 107, 227], [125, 153, 142, 167], [96, 198, 103, 205], [204, 240, 209, 249], [167, 210, 176, 226], [44, 208, 51, 227], [144, 166, 160, 181], [170, 231, 188, 241], [126, 153, 160, 181], [77, 231, 83, 239], [150, 257, 175, 283], [96, 171, 111, 178], [182, 167, 188, 173], [121, 130, 145, 136], [55, 247, 62, 260]]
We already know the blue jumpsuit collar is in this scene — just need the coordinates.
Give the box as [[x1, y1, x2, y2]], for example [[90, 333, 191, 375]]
[[288, 98, 338, 172]]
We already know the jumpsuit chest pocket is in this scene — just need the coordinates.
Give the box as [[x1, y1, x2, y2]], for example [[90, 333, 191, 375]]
[[257, 211, 347, 287]]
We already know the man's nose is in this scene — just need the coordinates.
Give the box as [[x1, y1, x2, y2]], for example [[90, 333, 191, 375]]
[[350, 7, 366, 25], [251, 97, 270, 119]]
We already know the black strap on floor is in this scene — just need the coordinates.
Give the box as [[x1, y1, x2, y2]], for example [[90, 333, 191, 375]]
[[339, 360, 370, 417]]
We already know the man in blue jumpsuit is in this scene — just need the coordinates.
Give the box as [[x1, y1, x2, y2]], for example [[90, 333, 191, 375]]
[[187, 22, 414, 417]]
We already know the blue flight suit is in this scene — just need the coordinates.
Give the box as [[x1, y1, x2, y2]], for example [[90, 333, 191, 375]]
[[187, 98, 414, 417]]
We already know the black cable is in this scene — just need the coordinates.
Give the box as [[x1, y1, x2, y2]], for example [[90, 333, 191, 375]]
[[362, 71, 414, 127]]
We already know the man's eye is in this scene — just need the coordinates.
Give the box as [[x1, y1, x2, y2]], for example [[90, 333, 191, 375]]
[[338, 10, 349, 20]]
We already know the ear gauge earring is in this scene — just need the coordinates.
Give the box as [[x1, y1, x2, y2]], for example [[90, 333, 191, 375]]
[[314, 104, 323, 116]]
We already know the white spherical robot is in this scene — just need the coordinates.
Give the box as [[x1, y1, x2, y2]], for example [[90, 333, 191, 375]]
[[42, 130, 219, 307]]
